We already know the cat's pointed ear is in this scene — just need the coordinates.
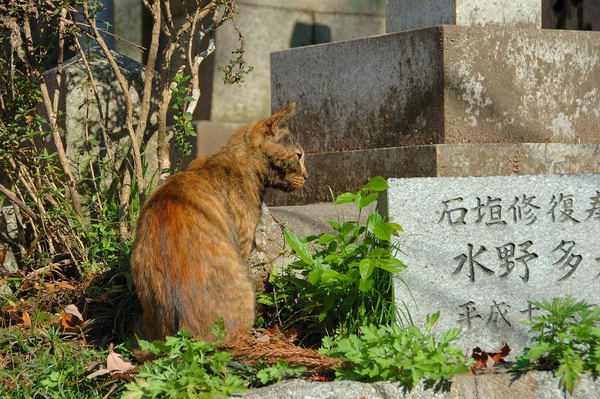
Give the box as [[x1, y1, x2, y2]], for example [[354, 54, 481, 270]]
[[266, 102, 296, 140]]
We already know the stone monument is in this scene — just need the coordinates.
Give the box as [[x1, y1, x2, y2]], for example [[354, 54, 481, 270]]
[[268, 0, 600, 206], [267, 0, 600, 356], [383, 174, 600, 357]]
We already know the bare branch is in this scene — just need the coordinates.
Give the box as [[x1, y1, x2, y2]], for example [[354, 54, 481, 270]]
[[135, 0, 162, 150], [162, 0, 175, 36], [187, 38, 215, 116], [21, 17, 84, 221], [81, 1, 146, 195], [155, 0, 221, 182], [0, 182, 39, 223]]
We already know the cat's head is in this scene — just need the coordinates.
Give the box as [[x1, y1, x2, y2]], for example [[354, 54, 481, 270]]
[[259, 102, 308, 192]]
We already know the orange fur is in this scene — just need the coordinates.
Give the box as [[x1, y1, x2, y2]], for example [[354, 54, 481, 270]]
[[130, 103, 307, 341]]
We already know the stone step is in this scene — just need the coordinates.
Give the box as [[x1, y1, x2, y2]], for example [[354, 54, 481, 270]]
[[265, 143, 600, 206], [237, 372, 600, 399], [271, 25, 600, 154]]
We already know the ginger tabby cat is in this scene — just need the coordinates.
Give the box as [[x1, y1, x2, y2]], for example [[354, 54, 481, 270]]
[[131, 103, 307, 341]]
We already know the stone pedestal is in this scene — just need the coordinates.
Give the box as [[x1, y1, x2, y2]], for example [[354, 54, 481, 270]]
[[267, 0, 600, 206], [267, 143, 600, 205], [386, 0, 541, 32]]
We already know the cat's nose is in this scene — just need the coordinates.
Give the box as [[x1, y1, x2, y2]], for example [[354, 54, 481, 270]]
[[303, 172, 308, 181]]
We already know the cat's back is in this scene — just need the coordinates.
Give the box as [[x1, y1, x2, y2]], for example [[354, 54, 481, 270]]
[[130, 102, 304, 341], [135, 167, 232, 243]]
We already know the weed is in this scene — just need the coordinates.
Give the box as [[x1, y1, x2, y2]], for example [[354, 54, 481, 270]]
[[0, 327, 114, 398], [259, 176, 405, 339], [170, 74, 198, 173], [254, 359, 307, 386], [320, 312, 471, 390], [123, 321, 247, 398], [512, 297, 600, 393]]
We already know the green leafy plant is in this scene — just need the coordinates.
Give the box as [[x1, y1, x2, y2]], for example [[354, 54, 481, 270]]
[[260, 176, 406, 338], [0, 0, 251, 276], [123, 321, 247, 398], [254, 359, 307, 386], [321, 312, 471, 390], [0, 327, 113, 398], [170, 74, 198, 173], [512, 297, 600, 393]]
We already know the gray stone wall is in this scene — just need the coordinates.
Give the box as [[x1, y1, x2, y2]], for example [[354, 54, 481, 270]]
[[108, 0, 600, 127], [208, 0, 386, 124]]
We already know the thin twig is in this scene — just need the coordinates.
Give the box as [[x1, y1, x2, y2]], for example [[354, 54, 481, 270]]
[[0, 183, 39, 223], [21, 17, 84, 221], [81, 2, 146, 196]]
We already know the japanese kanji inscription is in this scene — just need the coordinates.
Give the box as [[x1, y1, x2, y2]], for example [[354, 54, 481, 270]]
[[384, 174, 600, 357]]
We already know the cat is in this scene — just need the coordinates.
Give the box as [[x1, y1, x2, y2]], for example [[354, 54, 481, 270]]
[[130, 102, 307, 342]]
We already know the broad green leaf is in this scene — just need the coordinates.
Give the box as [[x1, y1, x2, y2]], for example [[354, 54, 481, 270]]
[[388, 222, 403, 232], [363, 176, 389, 192], [339, 221, 357, 237], [318, 234, 337, 245], [358, 278, 374, 292], [308, 269, 321, 285], [328, 220, 341, 231], [284, 229, 313, 265], [359, 258, 375, 280], [366, 212, 383, 234], [323, 294, 335, 312], [358, 192, 378, 209], [378, 258, 407, 273], [373, 223, 395, 241], [335, 192, 356, 204], [321, 269, 342, 283]]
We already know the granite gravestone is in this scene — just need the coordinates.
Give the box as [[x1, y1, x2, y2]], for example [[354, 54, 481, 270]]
[[383, 174, 600, 358]]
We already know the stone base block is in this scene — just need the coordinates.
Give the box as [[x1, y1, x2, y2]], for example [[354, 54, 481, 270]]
[[265, 143, 600, 205], [192, 121, 244, 156], [271, 26, 600, 154], [238, 372, 600, 399], [386, 0, 541, 32]]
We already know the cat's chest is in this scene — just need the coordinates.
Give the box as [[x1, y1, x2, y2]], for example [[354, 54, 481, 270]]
[[231, 206, 262, 259]]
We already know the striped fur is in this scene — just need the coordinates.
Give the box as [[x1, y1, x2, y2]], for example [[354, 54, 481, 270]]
[[130, 103, 307, 341]]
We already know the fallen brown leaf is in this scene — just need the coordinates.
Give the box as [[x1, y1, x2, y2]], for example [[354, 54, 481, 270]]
[[60, 304, 85, 332], [21, 310, 31, 327], [107, 351, 136, 374], [469, 343, 511, 373], [87, 349, 136, 380], [64, 304, 83, 321], [0, 243, 6, 266]]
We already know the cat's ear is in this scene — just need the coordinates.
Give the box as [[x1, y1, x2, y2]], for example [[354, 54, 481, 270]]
[[266, 102, 296, 140]]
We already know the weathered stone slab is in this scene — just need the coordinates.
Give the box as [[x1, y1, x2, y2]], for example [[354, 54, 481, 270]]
[[237, 371, 600, 399], [271, 26, 600, 154], [265, 143, 600, 206], [387, 0, 541, 32], [43, 49, 159, 189], [383, 174, 600, 358]]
